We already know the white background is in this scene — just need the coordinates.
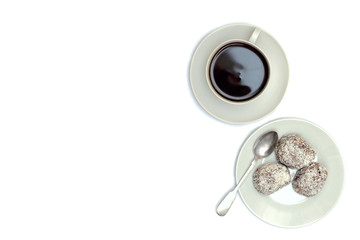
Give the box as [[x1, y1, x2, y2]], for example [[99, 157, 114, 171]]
[[0, 0, 359, 239]]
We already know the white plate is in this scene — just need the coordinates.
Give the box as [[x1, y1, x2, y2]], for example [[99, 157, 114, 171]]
[[190, 23, 289, 124], [235, 118, 344, 227]]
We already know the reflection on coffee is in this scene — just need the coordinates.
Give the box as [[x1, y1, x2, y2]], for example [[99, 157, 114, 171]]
[[209, 42, 269, 102]]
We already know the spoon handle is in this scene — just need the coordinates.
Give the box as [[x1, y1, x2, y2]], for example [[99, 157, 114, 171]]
[[216, 157, 258, 216], [216, 187, 239, 216]]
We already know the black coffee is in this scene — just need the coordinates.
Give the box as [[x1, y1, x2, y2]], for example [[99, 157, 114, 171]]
[[209, 42, 269, 102]]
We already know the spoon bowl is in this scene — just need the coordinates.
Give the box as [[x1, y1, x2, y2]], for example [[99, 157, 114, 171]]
[[253, 131, 278, 157]]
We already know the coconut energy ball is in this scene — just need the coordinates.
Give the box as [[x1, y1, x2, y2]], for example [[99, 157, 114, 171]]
[[275, 134, 316, 169], [253, 163, 291, 195], [292, 162, 328, 197]]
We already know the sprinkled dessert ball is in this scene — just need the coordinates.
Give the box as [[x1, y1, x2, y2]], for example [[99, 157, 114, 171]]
[[292, 162, 328, 197], [253, 163, 291, 195], [275, 134, 316, 169]]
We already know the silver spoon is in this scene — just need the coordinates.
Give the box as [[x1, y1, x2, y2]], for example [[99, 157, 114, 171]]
[[216, 131, 278, 216]]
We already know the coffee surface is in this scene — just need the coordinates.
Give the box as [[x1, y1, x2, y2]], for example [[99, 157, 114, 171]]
[[209, 42, 269, 101]]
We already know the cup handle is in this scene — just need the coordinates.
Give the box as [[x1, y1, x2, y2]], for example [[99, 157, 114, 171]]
[[249, 28, 261, 44]]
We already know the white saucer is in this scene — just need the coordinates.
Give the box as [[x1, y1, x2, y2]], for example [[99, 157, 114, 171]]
[[190, 24, 289, 124], [235, 118, 344, 228]]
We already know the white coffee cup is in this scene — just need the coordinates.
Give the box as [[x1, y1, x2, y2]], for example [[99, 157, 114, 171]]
[[190, 23, 289, 124]]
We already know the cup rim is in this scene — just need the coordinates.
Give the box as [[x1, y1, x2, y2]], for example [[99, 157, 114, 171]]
[[205, 39, 271, 105]]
